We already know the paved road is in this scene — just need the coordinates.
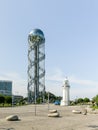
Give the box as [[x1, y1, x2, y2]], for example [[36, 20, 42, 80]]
[[0, 104, 98, 130]]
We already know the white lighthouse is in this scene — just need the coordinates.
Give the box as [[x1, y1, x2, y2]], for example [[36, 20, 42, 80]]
[[60, 78, 70, 106]]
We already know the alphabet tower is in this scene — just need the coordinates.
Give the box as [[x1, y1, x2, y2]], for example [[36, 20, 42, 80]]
[[28, 29, 45, 103]]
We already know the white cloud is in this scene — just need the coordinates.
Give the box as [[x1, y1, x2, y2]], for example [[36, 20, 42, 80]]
[[69, 76, 98, 87], [0, 68, 98, 99], [46, 68, 98, 99]]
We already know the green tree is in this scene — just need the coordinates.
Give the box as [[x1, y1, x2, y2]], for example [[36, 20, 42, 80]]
[[83, 97, 90, 103], [5, 96, 12, 105], [92, 95, 98, 106], [0, 95, 5, 106], [77, 98, 84, 103]]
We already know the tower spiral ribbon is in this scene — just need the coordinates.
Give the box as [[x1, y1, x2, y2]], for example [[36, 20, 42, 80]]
[[28, 29, 45, 103]]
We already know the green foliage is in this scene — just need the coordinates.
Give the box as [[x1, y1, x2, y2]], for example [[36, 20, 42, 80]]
[[45, 92, 61, 103], [0, 95, 12, 106], [5, 96, 12, 104], [74, 97, 90, 105], [18, 98, 25, 105], [83, 97, 90, 102], [36, 97, 43, 104], [0, 95, 5, 105], [35, 91, 62, 104], [92, 95, 98, 106], [77, 98, 84, 103]]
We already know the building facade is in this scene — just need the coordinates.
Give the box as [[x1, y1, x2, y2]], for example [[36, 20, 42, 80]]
[[0, 80, 12, 96]]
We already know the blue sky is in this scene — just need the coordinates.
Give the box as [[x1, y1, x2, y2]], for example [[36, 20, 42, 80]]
[[0, 0, 98, 100]]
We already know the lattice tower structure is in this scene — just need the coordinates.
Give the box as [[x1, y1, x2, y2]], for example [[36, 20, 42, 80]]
[[28, 29, 45, 103]]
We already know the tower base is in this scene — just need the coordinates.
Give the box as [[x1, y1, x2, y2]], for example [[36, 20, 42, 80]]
[[60, 100, 69, 106]]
